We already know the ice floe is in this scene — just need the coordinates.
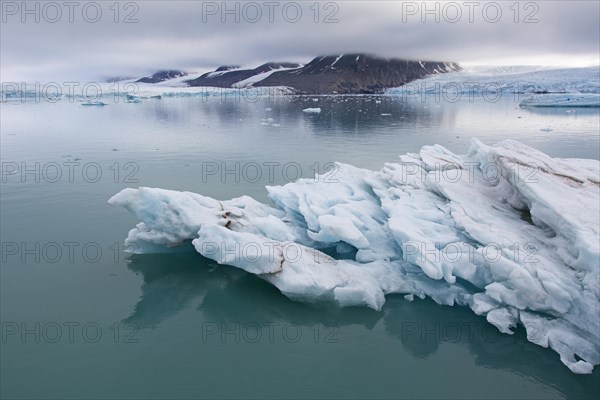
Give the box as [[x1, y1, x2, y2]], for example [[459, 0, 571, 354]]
[[109, 139, 600, 373]]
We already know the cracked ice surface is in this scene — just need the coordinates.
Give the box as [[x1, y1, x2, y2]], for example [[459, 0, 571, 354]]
[[109, 139, 599, 374]]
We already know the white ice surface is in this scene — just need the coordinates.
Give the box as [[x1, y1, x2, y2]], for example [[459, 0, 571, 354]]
[[109, 139, 600, 374], [386, 66, 600, 96]]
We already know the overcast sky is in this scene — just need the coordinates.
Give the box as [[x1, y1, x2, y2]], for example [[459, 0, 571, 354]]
[[1, 0, 599, 81]]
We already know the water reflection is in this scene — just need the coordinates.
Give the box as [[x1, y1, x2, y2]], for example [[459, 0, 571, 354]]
[[383, 296, 598, 398], [133, 95, 453, 137], [125, 251, 381, 330], [125, 251, 599, 399], [291, 96, 450, 134]]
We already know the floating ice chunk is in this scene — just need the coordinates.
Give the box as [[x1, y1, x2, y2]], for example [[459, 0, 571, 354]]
[[124, 97, 142, 103], [303, 107, 321, 113], [81, 101, 107, 106], [110, 139, 600, 373]]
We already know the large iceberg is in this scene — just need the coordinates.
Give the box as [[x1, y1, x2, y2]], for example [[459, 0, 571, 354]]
[[109, 139, 600, 374]]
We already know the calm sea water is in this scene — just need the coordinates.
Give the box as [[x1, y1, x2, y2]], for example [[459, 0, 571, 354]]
[[1, 94, 599, 399]]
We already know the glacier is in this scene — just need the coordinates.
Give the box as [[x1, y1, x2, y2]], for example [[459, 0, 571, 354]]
[[386, 66, 600, 96], [109, 139, 600, 374], [520, 93, 600, 108]]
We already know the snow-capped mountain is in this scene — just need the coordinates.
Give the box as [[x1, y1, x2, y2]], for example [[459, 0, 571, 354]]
[[136, 70, 188, 83], [258, 54, 461, 94], [133, 54, 461, 94], [186, 62, 303, 88]]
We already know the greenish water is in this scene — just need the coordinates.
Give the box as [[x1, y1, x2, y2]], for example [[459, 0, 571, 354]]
[[1, 95, 599, 399]]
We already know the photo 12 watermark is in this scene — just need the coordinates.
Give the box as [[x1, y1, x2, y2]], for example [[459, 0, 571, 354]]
[[1, 241, 139, 265], [397, 319, 545, 344], [200, 321, 339, 343], [402, 240, 540, 265], [200, 1, 340, 24], [1, 321, 139, 344], [398, 1, 540, 24], [392, 80, 549, 104], [1, 161, 140, 184], [201, 161, 339, 184], [1, 1, 140, 23], [390, 159, 541, 185], [1, 81, 140, 104]]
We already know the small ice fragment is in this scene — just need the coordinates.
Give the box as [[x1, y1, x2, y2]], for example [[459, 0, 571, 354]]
[[82, 101, 107, 106], [303, 107, 321, 113]]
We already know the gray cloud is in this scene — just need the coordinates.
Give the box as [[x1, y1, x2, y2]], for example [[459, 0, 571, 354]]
[[1, 0, 599, 81]]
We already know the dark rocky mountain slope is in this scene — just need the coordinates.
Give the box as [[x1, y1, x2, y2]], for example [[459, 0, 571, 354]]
[[259, 54, 460, 94]]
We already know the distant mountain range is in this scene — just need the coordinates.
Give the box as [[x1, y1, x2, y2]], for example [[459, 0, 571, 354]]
[[136, 69, 189, 83], [129, 54, 461, 94]]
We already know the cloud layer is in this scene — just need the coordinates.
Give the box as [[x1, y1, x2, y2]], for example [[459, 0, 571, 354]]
[[1, 1, 599, 81]]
